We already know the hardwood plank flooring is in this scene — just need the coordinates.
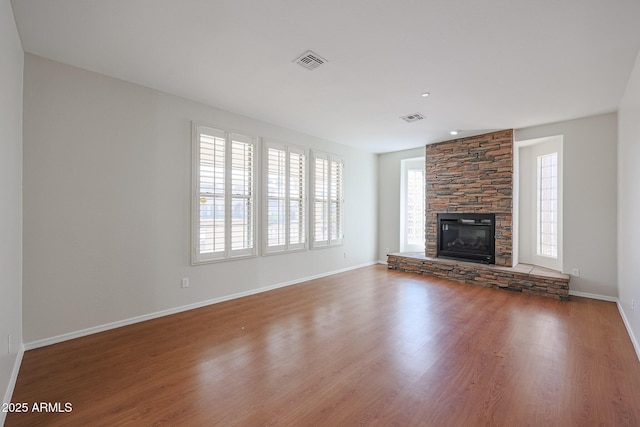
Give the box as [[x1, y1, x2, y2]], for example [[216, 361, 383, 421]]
[[6, 265, 640, 426]]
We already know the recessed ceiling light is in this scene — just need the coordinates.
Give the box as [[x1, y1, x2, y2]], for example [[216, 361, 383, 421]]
[[421, 92, 430, 97], [450, 130, 459, 135]]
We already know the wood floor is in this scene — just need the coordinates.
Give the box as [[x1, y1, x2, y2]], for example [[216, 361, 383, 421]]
[[7, 265, 640, 426]]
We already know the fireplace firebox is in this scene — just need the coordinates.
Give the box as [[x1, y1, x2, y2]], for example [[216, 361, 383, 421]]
[[437, 213, 495, 264]]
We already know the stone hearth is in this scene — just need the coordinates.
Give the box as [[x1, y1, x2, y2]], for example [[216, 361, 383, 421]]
[[387, 253, 570, 300]]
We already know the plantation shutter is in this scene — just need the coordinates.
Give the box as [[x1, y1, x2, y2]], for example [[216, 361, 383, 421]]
[[289, 148, 306, 249], [311, 151, 343, 248], [229, 134, 255, 256], [329, 157, 344, 243], [192, 124, 256, 264], [196, 127, 226, 261], [264, 142, 307, 254], [266, 145, 287, 250]]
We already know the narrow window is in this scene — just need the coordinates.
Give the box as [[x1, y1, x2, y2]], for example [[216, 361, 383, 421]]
[[192, 123, 256, 264], [400, 157, 426, 252], [537, 152, 558, 258], [264, 142, 306, 254], [311, 151, 344, 248], [406, 169, 425, 248]]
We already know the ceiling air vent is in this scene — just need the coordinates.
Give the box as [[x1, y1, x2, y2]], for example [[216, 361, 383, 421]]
[[294, 50, 328, 71], [400, 113, 425, 123]]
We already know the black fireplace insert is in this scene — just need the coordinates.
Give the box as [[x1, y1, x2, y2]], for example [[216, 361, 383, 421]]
[[437, 213, 495, 264]]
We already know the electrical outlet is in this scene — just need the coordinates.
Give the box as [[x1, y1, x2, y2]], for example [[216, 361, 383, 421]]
[[571, 268, 580, 277], [632, 299, 636, 312], [7, 333, 11, 354], [181, 278, 190, 288], [385, 247, 390, 254], [343, 252, 347, 259]]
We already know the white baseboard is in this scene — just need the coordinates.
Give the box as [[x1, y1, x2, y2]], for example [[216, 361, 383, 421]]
[[24, 262, 377, 351], [1, 343, 25, 426], [569, 290, 618, 302], [377, 260, 388, 265], [617, 300, 640, 363]]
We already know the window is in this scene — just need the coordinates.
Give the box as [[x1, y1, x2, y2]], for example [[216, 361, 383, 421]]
[[264, 141, 306, 254], [192, 123, 256, 264], [516, 135, 562, 271], [400, 157, 426, 252], [537, 152, 558, 258], [311, 151, 344, 247]]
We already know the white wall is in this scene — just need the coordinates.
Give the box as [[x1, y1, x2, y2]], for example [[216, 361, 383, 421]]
[[377, 146, 425, 262], [618, 50, 640, 355], [0, 0, 23, 417], [22, 54, 378, 344], [515, 113, 618, 297]]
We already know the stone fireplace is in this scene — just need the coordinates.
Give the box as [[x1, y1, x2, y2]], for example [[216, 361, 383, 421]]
[[387, 129, 570, 300], [426, 129, 513, 266]]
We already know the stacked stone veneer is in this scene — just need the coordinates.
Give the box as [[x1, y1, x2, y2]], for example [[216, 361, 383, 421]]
[[387, 254, 570, 300], [426, 129, 513, 266]]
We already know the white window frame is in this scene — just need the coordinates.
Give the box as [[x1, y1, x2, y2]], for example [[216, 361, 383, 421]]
[[263, 140, 307, 255], [310, 150, 344, 248], [191, 122, 257, 264]]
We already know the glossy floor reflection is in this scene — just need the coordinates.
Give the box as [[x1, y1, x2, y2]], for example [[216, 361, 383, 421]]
[[7, 265, 640, 426]]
